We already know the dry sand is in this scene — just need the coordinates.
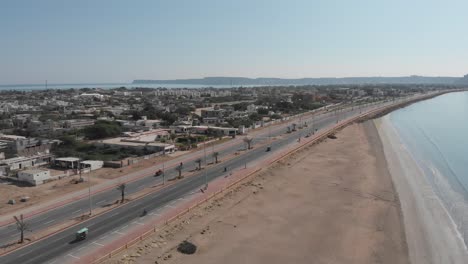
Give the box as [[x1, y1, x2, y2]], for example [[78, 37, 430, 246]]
[[110, 121, 409, 264]]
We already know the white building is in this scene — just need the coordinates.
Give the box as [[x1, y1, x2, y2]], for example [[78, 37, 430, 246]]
[[18, 169, 51, 186], [80, 160, 103, 172]]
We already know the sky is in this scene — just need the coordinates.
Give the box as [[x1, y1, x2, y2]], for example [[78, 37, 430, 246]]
[[1, 0, 468, 84]]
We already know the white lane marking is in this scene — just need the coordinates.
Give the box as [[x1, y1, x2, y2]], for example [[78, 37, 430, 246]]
[[96, 200, 107, 205], [165, 204, 175, 208], [76, 246, 87, 251], [99, 235, 109, 240], [120, 225, 128, 230], [149, 212, 160, 216], [48, 260, 57, 264], [72, 209, 81, 214], [130, 203, 138, 208], [44, 219, 55, 225], [177, 198, 185, 201], [68, 254, 80, 259], [113, 231, 124, 235], [93, 241, 104, 246], [132, 221, 144, 226], [110, 212, 119, 217]]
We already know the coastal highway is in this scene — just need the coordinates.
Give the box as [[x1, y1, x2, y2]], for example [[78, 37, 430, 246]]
[[0, 98, 399, 263]]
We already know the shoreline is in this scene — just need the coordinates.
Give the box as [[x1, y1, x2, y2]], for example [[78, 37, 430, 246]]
[[375, 115, 468, 264]]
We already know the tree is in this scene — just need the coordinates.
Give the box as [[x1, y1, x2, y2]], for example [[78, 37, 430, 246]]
[[170, 133, 177, 142], [83, 120, 122, 140], [14, 214, 29, 243], [175, 164, 184, 179], [117, 183, 126, 203], [212, 152, 219, 163], [243, 137, 253, 150], [194, 158, 202, 170]]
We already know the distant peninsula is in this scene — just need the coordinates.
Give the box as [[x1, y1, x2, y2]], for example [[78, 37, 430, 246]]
[[133, 75, 468, 86]]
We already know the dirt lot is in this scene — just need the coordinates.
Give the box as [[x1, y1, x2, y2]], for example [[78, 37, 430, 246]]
[[108, 121, 409, 264]]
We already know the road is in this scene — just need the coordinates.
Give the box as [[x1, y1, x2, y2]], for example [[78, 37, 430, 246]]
[[0, 97, 408, 263]]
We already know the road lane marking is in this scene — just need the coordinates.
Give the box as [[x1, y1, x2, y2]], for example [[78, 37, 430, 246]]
[[76, 246, 87, 251], [96, 200, 107, 205], [132, 221, 144, 226], [93, 241, 104, 246], [48, 260, 57, 264], [99, 235, 109, 239], [165, 204, 175, 208], [149, 213, 160, 216], [44, 219, 55, 225], [113, 231, 124, 235], [72, 209, 81, 214], [68, 254, 80, 259], [120, 225, 128, 230]]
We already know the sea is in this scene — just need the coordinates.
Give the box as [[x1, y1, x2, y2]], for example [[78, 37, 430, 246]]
[[0, 83, 256, 91], [389, 91, 468, 247]]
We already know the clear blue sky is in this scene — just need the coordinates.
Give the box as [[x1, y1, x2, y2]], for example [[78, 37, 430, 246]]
[[1, 0, 467, 84]]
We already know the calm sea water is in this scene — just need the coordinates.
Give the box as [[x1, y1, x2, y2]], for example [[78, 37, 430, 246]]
[[0, 83, 258, 91], [389, 91, 468, 244]]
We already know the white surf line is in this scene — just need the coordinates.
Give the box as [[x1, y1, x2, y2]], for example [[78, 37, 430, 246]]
[[44, 219, 55, 225], [72, 209, 81, 214], [93, 241, 104, 246], [67, 254, 80, 259]]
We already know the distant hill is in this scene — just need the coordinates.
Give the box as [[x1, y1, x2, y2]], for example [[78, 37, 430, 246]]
[[133, 76, 465, 86]]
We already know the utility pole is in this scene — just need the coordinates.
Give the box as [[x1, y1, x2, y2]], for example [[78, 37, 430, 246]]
[[88, 173, 92, 215], [203, 139, 208, 190], [162, 162, 165, 185]]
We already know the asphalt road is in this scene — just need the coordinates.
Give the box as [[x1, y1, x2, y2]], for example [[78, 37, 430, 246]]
[[0, 98, 401, 263]]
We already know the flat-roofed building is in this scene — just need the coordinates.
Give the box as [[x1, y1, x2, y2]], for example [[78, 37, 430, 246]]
[[18, 169, 51, 186]]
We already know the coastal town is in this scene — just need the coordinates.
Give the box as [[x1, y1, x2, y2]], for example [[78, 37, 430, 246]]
[[0, 84, 431, 188]]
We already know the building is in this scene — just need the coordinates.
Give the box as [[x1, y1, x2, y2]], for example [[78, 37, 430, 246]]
[[18, 169, 51, 186], [0, 134, 52, 158], [97, 137, 175, 153], [0, 153, 54, 175], [61, 119, 96, 130], [54, 157, 80, 169], [80, 160, 103, 172]]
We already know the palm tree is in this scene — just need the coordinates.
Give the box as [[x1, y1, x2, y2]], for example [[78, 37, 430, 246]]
[[194, 158, 202, 170], [117, 183, 126, 203], [176, 164, 184, 179], [14, 214, 28, 243], [243, 137, 253, 150], [212, 152, 219, 163]]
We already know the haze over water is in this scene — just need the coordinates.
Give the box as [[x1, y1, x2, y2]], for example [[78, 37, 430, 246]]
[[389, 91, 468, 245]]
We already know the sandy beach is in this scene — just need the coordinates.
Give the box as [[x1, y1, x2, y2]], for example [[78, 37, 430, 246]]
[[111, 121, 409, 264]]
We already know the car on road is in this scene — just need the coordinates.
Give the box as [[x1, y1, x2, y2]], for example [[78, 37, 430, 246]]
[[155, 169, 163, 176], [75, 227, 88, 241], [266, 146, 271, 152]]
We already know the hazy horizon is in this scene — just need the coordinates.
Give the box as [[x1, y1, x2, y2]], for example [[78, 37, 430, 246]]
[[1, 0, 468, 84]]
